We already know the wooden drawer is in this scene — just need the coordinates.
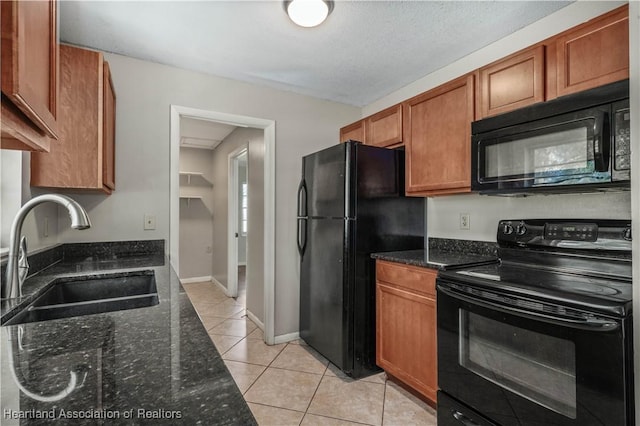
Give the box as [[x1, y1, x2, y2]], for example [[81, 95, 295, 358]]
[[376, 260, 437, 297]]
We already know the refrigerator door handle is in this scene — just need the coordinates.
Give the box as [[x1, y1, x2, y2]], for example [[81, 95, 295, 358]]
[[297, 179, 308, 256], [297, 218, 307, 256], [297, 179, 307, 217]]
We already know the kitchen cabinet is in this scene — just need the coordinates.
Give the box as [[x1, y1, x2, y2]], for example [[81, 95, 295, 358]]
[[339, 119, 365, 144], [339, 104, 402, 148], [404, 74, 474, 196], [551, 4, 628, 98], [376, 260, 437, 404], [31, 44, 116, 194], [1, 0, 58, 151], [477, 45, 545, 119], [365, 104, 402, 148]]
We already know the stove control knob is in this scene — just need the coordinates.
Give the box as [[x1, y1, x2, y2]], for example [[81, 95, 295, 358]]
[[502, 224, 514, 235], [516, 223, 527, 236], [623, 227, 632, 241]]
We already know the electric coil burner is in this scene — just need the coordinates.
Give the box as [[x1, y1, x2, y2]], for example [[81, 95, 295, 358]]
[[436, 219, 634, 426]]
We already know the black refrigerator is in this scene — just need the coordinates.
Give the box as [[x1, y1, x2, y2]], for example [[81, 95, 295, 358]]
[[297, 141, 424, 378]]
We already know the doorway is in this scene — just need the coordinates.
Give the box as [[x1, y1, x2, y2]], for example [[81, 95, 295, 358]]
[[170, 105, 276, 345], [227, 146, 248, 302]]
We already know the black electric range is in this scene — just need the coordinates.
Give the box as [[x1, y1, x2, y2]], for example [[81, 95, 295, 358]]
[[436, 219, 634, 426]]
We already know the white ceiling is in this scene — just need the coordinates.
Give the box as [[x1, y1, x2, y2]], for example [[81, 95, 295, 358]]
[[59, 1, 572, 107], [180, 117, 237, 149]]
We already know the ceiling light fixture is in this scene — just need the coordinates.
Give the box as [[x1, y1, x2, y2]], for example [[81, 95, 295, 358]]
[[283, 0, 334, 28]]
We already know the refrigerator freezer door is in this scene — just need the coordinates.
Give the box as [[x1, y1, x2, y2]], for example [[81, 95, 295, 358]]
[[299, 217, 351, 371], [304, 144, 348, 219]]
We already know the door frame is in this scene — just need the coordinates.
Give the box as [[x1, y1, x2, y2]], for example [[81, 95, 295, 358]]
[[227, 145, 248, 299], [170, 105, 276, 345]]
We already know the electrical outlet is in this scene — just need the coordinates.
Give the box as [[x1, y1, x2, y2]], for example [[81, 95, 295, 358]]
[[460, 213, 470, 230], [144, 214, 156, 230]]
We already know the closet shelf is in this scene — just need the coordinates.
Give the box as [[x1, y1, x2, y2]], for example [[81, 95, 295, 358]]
[[179, 195, 212, 214], [179, 171, 212, 186]]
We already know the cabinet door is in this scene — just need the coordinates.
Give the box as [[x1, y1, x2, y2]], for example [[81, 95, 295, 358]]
[[103, 62, 116, 191], [376, 282, 437, 403], [31, 45, 113, 194], [365, 104, 402, 147], [554, 5, 628, 97], [340, 120, 365, 144], [1, 0, 58, 139], [404, 74, 474, 196], [477, 46, 544, 118]]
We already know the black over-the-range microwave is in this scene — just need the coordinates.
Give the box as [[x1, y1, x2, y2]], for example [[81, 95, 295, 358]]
[[471, 79, 630, 194]]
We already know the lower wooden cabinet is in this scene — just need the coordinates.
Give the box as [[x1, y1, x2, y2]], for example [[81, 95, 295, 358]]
[[31, 44, 116, 194], [376, 260, 437, 404]]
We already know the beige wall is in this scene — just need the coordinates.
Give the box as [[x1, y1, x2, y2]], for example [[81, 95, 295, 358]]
[[247, 132, 265, 321], [1, 151, 60, 254], [363, 1, 631, 242], [179, 146, 214, 279], [208, 128, 265, 323], [54, 52, 360, 337]]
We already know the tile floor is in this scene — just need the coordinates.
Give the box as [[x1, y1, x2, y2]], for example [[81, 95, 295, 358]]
[[182, 280, 437, 426]]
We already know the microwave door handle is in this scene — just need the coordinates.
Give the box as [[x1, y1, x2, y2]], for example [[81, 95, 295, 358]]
[[592, 110, 609, 172]]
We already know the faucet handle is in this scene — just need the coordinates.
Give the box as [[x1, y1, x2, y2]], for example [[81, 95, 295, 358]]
[[18, 236, 29, 287]]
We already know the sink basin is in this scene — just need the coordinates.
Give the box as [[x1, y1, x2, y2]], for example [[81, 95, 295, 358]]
[[3, 270, 159, 326]]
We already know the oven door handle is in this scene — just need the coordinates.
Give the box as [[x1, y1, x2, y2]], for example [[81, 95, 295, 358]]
[[452, 411, 482, 426], [438, 285, 620, 331]]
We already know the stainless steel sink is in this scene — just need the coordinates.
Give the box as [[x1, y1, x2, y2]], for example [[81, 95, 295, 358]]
[[3, 270, 159, 326]]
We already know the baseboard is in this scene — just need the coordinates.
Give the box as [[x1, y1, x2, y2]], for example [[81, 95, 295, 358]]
[[211, 276, 231, 297], [179, 276, 212, 284], [274, 331, 300, 345], [245, 310, 264, 330]]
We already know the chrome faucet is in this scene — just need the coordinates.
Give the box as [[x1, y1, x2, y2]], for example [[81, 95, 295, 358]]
[[3, 194, 91, 299]]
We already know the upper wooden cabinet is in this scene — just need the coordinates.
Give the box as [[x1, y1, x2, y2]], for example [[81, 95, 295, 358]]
[[339, 119, 365, 144], [477, 45, 545, 119], [365, 104, 402, 148], [340, 103, 402, 148], [31, 45, 116, 194], [102, 62, 116, 191], [1, 0, 58, 151], [376, 260, 438, 404], [552, 5, 629, 98], [404, 74, 474, 196]]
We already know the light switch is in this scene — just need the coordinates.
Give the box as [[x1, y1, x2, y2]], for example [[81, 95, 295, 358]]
[[144, 214, 156, 230]]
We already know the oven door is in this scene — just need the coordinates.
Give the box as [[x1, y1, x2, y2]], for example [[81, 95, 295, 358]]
[[437, 279, 632, 426]]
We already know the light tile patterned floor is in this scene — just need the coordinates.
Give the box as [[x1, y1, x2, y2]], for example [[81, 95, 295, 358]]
[[182, 281, 437, 426]]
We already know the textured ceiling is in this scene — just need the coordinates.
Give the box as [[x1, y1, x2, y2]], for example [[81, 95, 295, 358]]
[[59, 1, 572, 107]]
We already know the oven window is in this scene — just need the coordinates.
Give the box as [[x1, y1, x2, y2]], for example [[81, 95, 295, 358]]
[[459, 310, 577, 419], [483, 125, 592, 182]]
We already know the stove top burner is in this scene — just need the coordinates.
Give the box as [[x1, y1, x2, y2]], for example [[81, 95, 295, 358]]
[[443, 260, 632, 317]]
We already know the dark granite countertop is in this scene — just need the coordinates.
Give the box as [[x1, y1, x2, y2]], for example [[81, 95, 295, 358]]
[[371, 238, 498, 270], [0, 241, 256, 425]]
